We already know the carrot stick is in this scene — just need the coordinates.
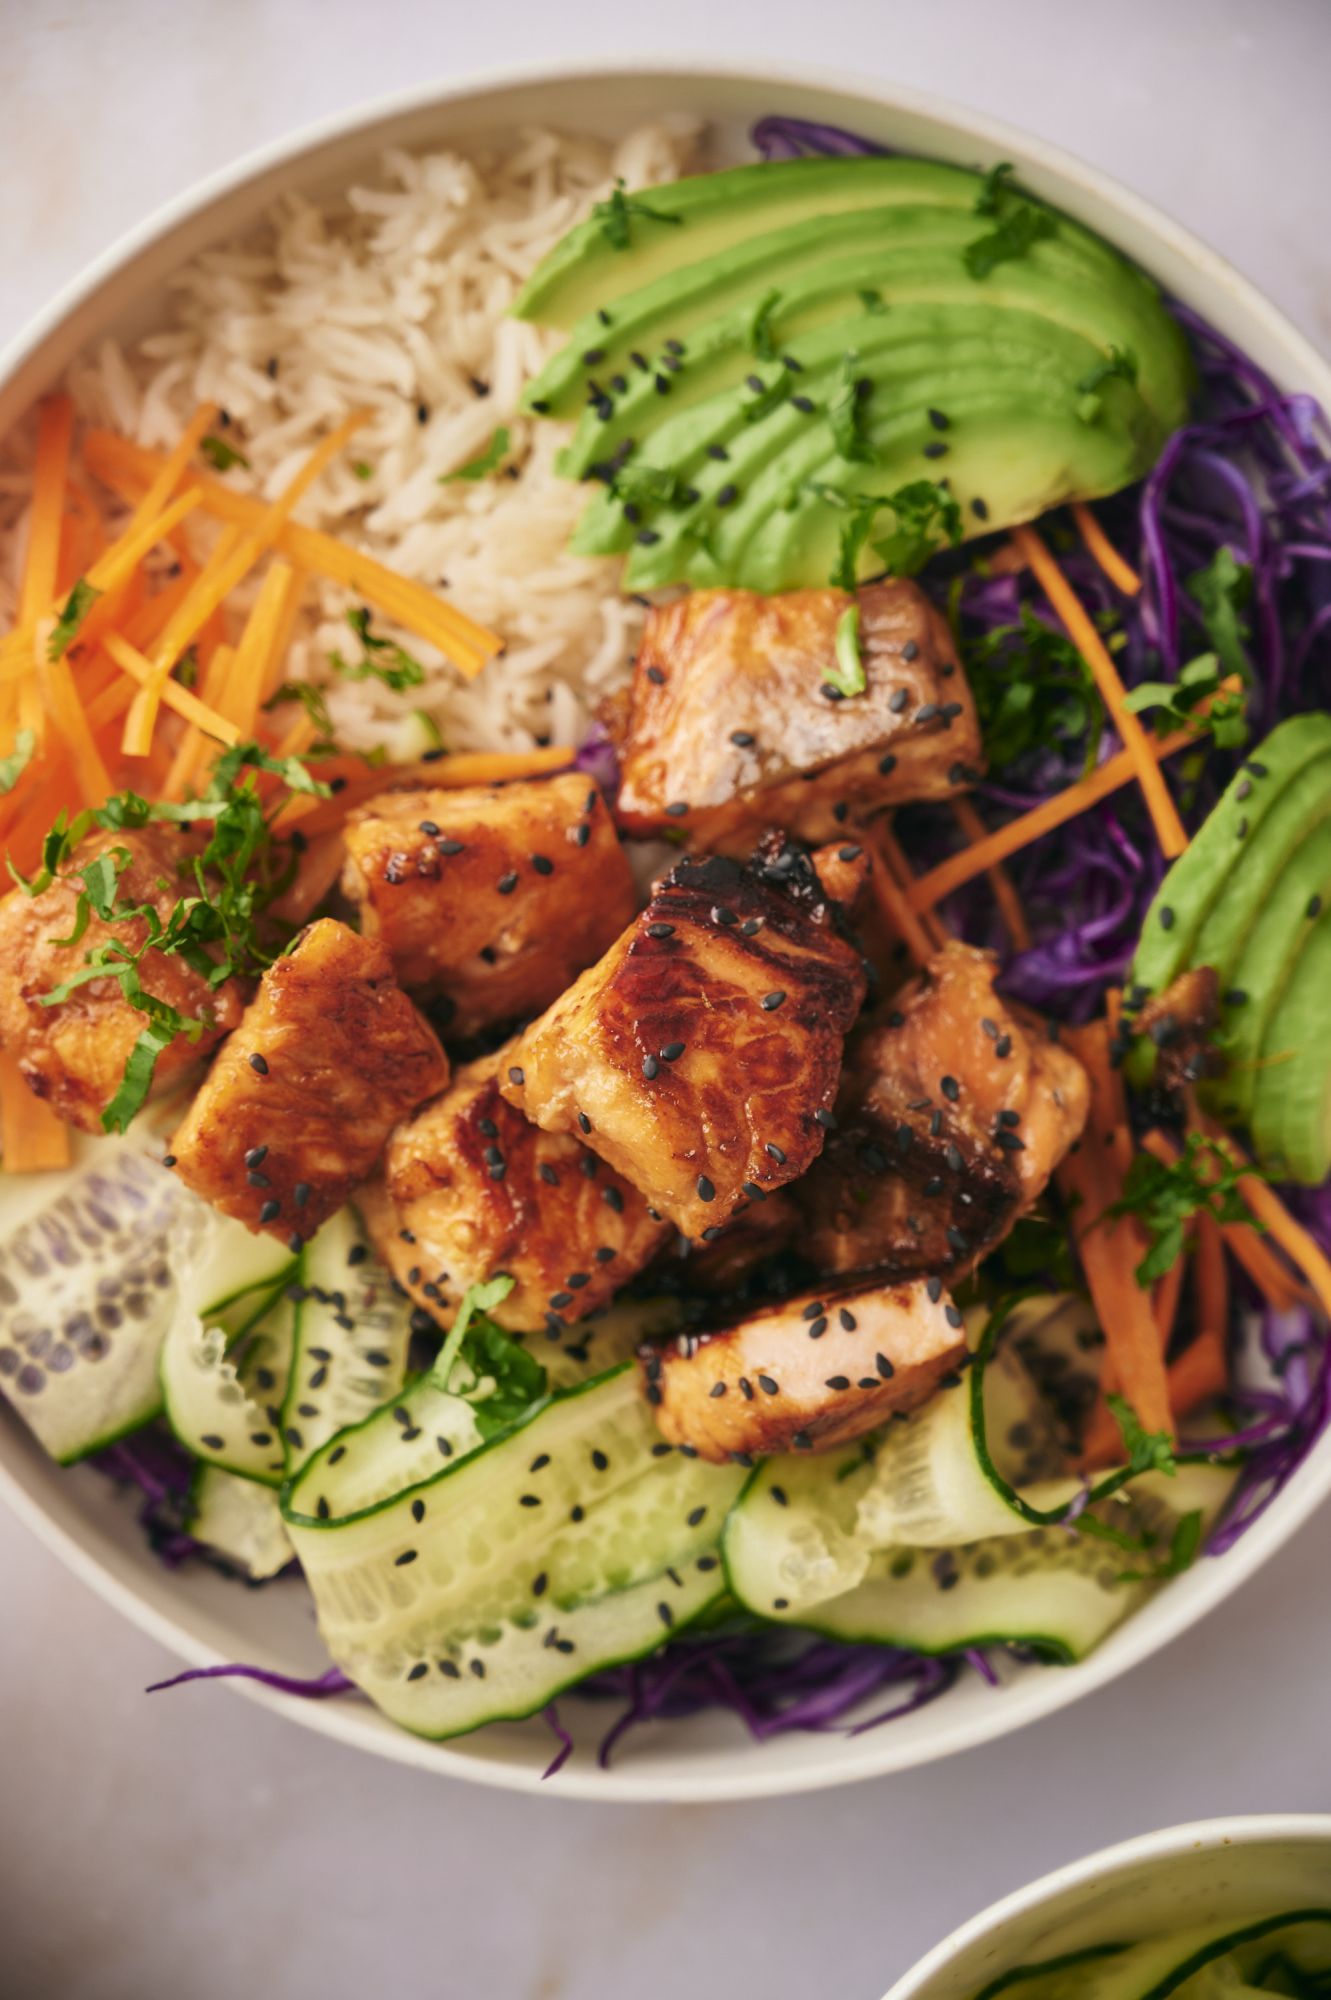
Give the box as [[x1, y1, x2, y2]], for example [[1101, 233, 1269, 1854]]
[[273, 744, 578, 834], [83, 428, 500, 672], [1058, 1020, 1174, 1438], [949, 795, 1031, 950], [35, 623, 113, 805], [1083, 1328, 1227, 1466], [1194, 1209, 1229, 1341], [909, 727, 1199, 913], [1072, 502, 1141, 597], [104, 634, 241, 746], [270, 830, 347, 925], [222, 560, 299, 733], [1189, 1113, 1331, 1323], [1153, 1247, 1187, 1350], [1140, 1126, 1309, 1314], [1012, 524, 1188, 858], [865, 824, 944, 963], [0, 1051, 70, 1173]]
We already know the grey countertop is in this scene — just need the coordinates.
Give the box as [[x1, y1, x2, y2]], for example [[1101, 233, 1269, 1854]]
[[3, 3, 1330, 1996]]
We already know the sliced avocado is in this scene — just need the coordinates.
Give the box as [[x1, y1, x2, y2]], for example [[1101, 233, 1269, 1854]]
[[514, 156, 979, 328], [516, 154, 1194, 591], [1203, 811, 1331, 1129], [1249, 903, 1331, 1183], [1129, 715, 1331, 1009]]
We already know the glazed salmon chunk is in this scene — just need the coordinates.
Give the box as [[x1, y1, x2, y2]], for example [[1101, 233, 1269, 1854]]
[[368, 1050, 669, 1335], [500, 851, 868, 1239], [643, 1274, 969, 1461], [797, 941, 1090, 1281], [170, 919, 447, 1242], [340, 773, 637, 1034], [609, 580, 982, 853], [0, 825, 242, 1132]]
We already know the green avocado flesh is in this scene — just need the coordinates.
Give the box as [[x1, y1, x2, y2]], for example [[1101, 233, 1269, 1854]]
[[514, 155, 1194, 591], [1127, 712, 1331, 1182]]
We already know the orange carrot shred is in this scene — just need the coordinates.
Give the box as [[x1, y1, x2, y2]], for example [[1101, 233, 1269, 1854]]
[[1072, 502, 1141, 597], [1140, 1126, 1309, 1314], [865, 824, 944, 964], [949, 795, 1030, 950]]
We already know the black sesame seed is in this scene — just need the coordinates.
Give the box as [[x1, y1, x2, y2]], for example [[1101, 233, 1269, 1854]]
[[248, 1053, 269, 1076], [760, 990, 787, 1011], [995, 1034, 1012, 1059], [876, 1353, 896, 1380], [696, 1175, 716, 1203], [730, 729, 756, 747], [646, 921, 675, 937], [716, 483, 738, 507], [1160, 906, 1175, 931], [878, 752, 898, 777], [1309, 895, 1324, 919], [664, 800, 689, 817], [395, 1550, 418, 1566], [825, 1374, 851, 1391], [660, 1041, 685, 1061], [765, 1143, 786, 1164], [642, 1054, 660, 1080], [922, 441, 949, 459], [258, 1198, 281, 1224], [709, 1382, 727, 1399]]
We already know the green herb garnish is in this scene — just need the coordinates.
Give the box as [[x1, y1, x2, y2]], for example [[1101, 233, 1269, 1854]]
[[442, 426, 511, 483], [263, 679, 339, 756], [1108, 1394, 1179, 1477], [748, 288, 782, 361], [1108, 1131, 1260, 1286], [591, 178, 682, 251], [351, 460, 374, 481], [1188, 544, 1253, 684], [331, 606, 426, 693], [827, 351, 876, 464], [965, 202, 1056, 280], [965, 605, 1106, 772], [741, 368, 793, 426], [0, 728, 36, 796], [826, 602, 866, 698], [611, 462, 689, 508], [1075, 345, 1139, 422], [1116, 1506, 1203, 1583], [825, 478, 961, 590], [974, 161, 1016, 216], [200, 434, 250, 472], [428, 1276, 547, 1435], [47, 577, 102, 661], [1125, 651, 1249, 750]]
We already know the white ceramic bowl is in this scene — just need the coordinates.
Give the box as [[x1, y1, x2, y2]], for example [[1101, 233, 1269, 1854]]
[[884, 1815, 1331, 1999], [2, 60, 1330, 1802]]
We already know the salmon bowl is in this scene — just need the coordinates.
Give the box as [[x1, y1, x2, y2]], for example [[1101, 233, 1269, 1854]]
[[1, 59, 1330, 1801], [882, 1815, 1331, 1999]]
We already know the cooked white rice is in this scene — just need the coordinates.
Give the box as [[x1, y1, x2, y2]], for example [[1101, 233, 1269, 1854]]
[[1, 120, 702, 761]]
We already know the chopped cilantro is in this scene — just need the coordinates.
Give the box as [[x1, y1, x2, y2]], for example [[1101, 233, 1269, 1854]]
[[974, 161, 1016, 216], [351, 460, 374, 481], [748, 289, 782, 361], [332, 606, 426, 693], [857, 287, 889, 314], [0, 729, 36, 796], [824, 478, 961, 590], [200, 434, 250, 472], [826, 351, 876, 464], [442, 426, 511, 483], [1124, 650, 1250, 750], [1116, 1507, 1203, 1584], [1108, 1132, 1259, 1286], [1076, 345, 1139, 422], [427, 1275, 547, 1437], [263, 679, 339, 755], [741, 369, 793, 425], [825, 602, 866, 698], [47, 577, 102, 661], [591, 178, 682, 251], [1108, 1394, 1178, 1479], [611, 463, 689, 508], [965, 605, 1106, 772], [965, 202, 1056, 280], [1188, 544, 1253, 684]]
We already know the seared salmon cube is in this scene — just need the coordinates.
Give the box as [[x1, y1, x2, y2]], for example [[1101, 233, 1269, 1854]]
[[608, 581, 982, 853], [170, 919, 447, 1241], [0, 825, 242, 1133], [340, 773, 637, 1035], [500, 851, 867, 1238], [797, 942, 1090, 1281], [642, 1274, 969, 1462], [367, 1050, 670, 1336]]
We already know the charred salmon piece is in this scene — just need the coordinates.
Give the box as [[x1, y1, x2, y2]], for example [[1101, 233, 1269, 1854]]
[[0, 824, 243, 1133], [170, 919, 447, 1242], [798, 940, 1090, 1281], [370, 1050, 670, 1336], [642, 1275, 968, 1462], [500, 851, 867, 1239], [609, 580, 982, 854], [340, 773, 637, 1036]]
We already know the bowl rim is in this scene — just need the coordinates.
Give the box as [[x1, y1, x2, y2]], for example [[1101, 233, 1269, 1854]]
[[882, 1814, 1331, 1998], [3, 53, 1330, 1803]]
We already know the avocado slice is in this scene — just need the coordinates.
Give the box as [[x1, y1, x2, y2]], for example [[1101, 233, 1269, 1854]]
[[514, 156, 979, 327], [516, 154, 1193, 591], [1249, 902, 1331, 1183], [1129, 715, 1331, 1010], [1203, 810, 1331, 1130]]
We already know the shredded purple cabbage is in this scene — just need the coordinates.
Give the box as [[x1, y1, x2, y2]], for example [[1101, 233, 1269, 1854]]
[[750, 116, 889, 162], [94, 1428, 205, 1569], [146, 1662, 354, 1698], [571, 719, 619, 794]]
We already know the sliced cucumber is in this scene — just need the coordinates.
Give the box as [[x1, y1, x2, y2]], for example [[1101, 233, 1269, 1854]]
[[0, 1136, 230, 1465], [188, 1465, 294, 1580], [284, 1364, 745, 1737], [159, 1233, 298, 1483], [983, 1913, 1331, 2000], [282, 1209, 413, 1477], [731, 1464, 1235, 1659]]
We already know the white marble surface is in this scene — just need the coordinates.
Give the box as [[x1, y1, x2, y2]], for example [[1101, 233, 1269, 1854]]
[[3, 3, 1331, 1997]]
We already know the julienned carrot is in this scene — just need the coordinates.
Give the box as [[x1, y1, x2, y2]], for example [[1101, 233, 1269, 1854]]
[[1140, 1126, 1309, 1314], [1194, 1210, 1229, 1343], [1153, 1246, 1187, 1349], [949, 795, 1031, 949], [271, 830, 349, 925], [1012, 524, 1189, 858], [83, 428, 501, 672], [908, 727, 1199, 913], [1072, 502, 1141, 597], [1189, 1113, 1331, 1324], [1058, 1020, 1174, 1438], [1082, 1328, 1228, 1468], [104, 634, 241, 746], [865, 825, 944, 964], [274, 744, 578, 834], [223, 560, 299, 734], [0, 1051, 70, 1173], [35, 624, 112, 806]]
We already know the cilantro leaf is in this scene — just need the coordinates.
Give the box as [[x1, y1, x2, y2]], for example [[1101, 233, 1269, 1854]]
[[443, 426, 511, 483], [102, 1013, 191, 1134], [1108, 1132, 1258, 1287], [264, 680, 338, 754], [0, 729, 36, 796], [827, 351, 876, 464], [857, 287, 889, 315], [1188, 545, 1252, 683], [1124, 651, 1249, 750], [974, 162, 1016, 216], [748, 288, 783, 361], [1108, 1394, 1178, 1479], [872, 478, 963, 577], [966, 605, 1106, 772], [331, 606, 426, 693], [825, 602, 866, 698], [611, 462, 689, 509], [1116, 1507, 1203, 1584], [351, 460, 374, 481], [48, 578, 102, 661], [462, 1320, 549, 1440], [741, 368, 792, 425], [965, 202, 1056, 279], [430, 1276, 517, 1395], [200, 434, 250, 472], [1075, 346, 1139, 422], [591, 178, 682, 251]]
